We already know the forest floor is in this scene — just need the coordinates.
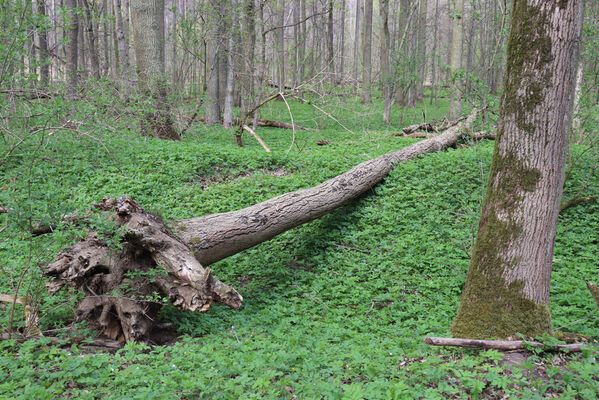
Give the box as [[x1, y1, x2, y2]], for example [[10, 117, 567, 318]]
[[0, 88, 598, 399]]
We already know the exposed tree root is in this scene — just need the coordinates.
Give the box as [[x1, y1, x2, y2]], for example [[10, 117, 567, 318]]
[[44, 196, 241, 342]]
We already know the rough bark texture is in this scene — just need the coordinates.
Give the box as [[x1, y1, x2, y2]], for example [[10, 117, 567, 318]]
[[175, 110, 479, 266], [46, 111, 479, 341], [360, 0, 373, 104], [65, 0, 79, 99], [451, 0, 585, 339], [205, 0, 221, 125], [113, 0, 129, 78], [423, 337, 585, 352], [37, 0, 49, 86], [449, 0, 464, 119], [45, 196, 242, 342], [130, 0, 179, 140], [380, 0, 392, 124]]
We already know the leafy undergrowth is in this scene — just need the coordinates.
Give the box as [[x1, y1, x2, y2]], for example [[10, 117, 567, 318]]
[[0, 91, 597, 399]]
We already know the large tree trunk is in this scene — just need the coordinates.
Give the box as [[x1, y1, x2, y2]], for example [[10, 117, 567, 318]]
[[451, 0, 584, 339], [45, 111, 479, 342], [130, 0, 179, 139]]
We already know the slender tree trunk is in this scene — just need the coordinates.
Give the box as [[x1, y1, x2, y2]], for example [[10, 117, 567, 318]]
[[37, 0, 50, 86], [223, 0, 238, 129], [380, 0, 392, 124], [65, 0, 79, 99], [83, 0, 101, 79], [451, 0, 585, 339], [242, 0, 256, 110], [130, 0, 179, 139], [327, 0, 334, 85], [205, 0, 221, 125], [429, 0, 439, 105], [113, 0, 129, 80], [396, 0, 410, 107], [449, 0, 464, 119], [277, 0, 285, 92], [360, 0, 372, 104], [352, 0, 361, 94], [338, 0, 345, 85], [416, 0, 427, 100]]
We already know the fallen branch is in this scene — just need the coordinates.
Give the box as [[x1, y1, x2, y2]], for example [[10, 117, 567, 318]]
[[196, 116, 308, 130], [560, 196, 597, 213], [44, 109, 480, 341], [398, 115, 468, 136], [242, 125, 271, 153], [588, 281, 599, 308], [470, 131, 496, 141], [0, 294, 42, 338], [423, 337, 587, 352], [0, 207, 13, 214]]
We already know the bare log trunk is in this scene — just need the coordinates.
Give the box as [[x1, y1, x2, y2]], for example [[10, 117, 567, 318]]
[[176, 109, 479, 266], [423, 337, 585, 352], [45, 110, 479, 341]]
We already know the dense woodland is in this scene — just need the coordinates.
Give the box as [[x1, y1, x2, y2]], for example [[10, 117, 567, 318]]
[[1, 0, 599, 398]]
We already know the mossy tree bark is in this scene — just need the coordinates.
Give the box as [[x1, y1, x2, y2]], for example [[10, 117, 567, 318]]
[[130, 0, 179, 140], [451, 0, 585, 339]]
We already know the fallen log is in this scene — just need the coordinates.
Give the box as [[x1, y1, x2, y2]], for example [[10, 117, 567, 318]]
[[44, 109, 479, 342], [399, 115, 468, 135], [423, 337, 587, 352], [559, 196, 597, 213], [197, 116, 309, 130]]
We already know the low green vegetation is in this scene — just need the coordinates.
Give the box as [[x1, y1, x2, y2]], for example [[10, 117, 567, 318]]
[[0, 90, 597, 399]]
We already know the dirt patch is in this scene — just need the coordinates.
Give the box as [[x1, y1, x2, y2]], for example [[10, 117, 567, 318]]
[[196, 166, 294, 189]]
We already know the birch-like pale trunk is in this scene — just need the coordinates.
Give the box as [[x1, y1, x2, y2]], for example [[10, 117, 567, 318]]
[[452, 0, 585, 339]]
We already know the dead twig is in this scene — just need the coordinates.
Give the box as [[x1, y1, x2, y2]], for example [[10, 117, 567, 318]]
[[242, 125, 271, 153]]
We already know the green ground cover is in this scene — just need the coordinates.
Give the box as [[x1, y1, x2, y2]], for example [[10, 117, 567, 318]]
[[0, 91, 597, 399]]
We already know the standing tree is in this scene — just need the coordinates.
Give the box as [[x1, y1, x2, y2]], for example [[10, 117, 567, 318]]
[[360, 0, 372, 104], [451, 0, 585, 339], [65, 0, 79, 99], [448, 0, 464, 119], [130, 0, 179, 140]]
